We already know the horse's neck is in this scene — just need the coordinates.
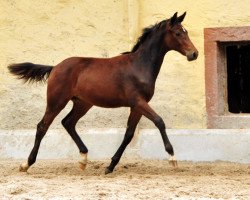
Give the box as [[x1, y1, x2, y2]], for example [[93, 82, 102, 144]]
[[136, 39, 167, 81]]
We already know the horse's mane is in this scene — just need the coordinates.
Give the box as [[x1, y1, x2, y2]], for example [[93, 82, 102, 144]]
[[122, 19, 167, 54]]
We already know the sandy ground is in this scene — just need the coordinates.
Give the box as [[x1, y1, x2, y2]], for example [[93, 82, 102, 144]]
[[0, 159, 249, 200]]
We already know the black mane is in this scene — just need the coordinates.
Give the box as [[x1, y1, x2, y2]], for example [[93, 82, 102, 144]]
[[122, 20, 167, 54]]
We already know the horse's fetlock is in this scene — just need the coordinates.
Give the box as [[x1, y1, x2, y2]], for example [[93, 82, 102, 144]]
[[111, 156, 119, 162], [165, 143, 174, 156], [28, 157, 36, 166]]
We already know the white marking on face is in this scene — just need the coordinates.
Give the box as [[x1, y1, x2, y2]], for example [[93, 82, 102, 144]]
[[181, 26, 187, 33]]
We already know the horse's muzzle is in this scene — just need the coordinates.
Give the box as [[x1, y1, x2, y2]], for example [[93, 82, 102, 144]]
[[186, 51, 198, 61]]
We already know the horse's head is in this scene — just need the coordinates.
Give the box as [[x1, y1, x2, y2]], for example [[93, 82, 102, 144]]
[[165, 12, 198, 61]]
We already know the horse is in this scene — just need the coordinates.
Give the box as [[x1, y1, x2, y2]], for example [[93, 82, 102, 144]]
[[8, 12, 198, 174]]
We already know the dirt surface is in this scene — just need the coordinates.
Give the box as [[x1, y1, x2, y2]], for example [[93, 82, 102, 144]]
[[0, 159, 249, 199]]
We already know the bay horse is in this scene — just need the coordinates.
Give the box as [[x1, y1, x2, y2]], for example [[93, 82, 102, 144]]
[[8, 12, 198, 174]]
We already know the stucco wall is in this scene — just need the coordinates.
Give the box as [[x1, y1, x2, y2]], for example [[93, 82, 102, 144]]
[[1, 0, 250, 130], [0, 0, 130, 130]]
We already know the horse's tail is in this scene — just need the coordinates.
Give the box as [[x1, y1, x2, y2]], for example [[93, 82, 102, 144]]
[[8, 62, 53, 83]]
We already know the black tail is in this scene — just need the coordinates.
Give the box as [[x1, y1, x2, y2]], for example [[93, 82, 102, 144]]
[[8, 62, 53, 83]]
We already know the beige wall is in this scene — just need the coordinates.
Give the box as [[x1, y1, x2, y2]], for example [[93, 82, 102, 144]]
[[1, 0, 250, 130], [0, 0, 130, 130]]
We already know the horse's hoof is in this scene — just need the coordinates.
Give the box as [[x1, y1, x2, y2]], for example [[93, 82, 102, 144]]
[[169, 155, 178, 168], [169, 160, 178, 168], [105, 167, 113, 175], [19, 162, 29, 172], [79, 162, 87, 171], [79, 153, 87, 171]]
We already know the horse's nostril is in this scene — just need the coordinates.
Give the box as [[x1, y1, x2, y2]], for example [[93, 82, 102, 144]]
[[186, 51, 198, 61], [192, 52, 196, 58]]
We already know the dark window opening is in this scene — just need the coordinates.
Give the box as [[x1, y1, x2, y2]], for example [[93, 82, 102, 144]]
[[227, 44, 250, 113]]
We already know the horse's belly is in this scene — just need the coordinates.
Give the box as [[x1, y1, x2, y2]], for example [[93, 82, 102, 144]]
[[76, 85, 128, 108], [75, 68, 130, 107], [82, 94, 127, 108]]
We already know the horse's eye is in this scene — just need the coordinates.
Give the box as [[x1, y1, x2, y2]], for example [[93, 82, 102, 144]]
[[176, 32, 181, 37]]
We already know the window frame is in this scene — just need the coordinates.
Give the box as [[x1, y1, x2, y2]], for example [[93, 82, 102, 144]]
[[204, 26, 250, 128]]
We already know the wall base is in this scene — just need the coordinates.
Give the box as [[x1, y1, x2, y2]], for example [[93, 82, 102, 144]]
[[0, 129, 249, 163]]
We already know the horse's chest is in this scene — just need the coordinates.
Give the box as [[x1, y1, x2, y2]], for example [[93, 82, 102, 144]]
[[134, 79, 155, 101]]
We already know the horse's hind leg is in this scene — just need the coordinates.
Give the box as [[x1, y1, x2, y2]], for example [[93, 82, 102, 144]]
[[19, 101, 69, 172], [61, 99, 92, 170]]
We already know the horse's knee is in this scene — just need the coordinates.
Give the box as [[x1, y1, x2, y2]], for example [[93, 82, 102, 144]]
[[124, 134, 133, 145], [124, 125, 136, 143], [154, 116, 165, 130]]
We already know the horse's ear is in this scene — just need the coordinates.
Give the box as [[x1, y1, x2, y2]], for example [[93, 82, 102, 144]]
[[170, 12, 178, 26], [177, 12, 186, 23]]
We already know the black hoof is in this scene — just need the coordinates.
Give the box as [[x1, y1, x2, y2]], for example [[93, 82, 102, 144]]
[[105, 167, 113, 175]]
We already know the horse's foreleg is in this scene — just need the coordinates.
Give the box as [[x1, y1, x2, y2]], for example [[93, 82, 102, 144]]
[[105, 109, 141, 174], [135, 99, 177, 167], [62, 100, 92, 171]]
